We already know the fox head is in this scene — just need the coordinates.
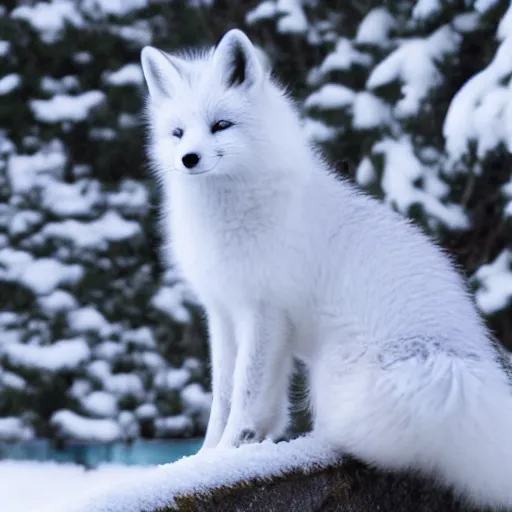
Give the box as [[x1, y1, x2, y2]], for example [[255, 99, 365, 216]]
[[141, 29, 299, 178]]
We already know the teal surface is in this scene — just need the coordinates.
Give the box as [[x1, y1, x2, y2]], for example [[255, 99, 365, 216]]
[[0, 438, 203, 467]]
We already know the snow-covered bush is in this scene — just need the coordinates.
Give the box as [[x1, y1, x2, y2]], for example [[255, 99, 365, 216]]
[[0, 0, 215, 442]]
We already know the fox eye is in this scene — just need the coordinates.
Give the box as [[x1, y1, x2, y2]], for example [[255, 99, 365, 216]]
[[211, 120, 233, 133], [172, 128, 184, 139]]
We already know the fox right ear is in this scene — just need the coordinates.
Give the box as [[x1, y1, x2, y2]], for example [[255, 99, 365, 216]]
[[214, 29, 263, 89], [140, 46, 184, 99]]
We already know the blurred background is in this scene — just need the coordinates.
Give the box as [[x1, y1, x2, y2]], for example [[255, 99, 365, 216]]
[[0, 0, 511, 468]]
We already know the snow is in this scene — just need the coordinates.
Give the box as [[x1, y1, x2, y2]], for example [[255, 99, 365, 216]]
[[443, 26, 512, 159], [4, 338, 90, 372], [51, 410, 122, 442], [412, 0, 442, 21], [246, 1, 277, 25], [68, 307, 110, 334], [304, 83, 355, 110], [107, 180, 149, 215], [0, 462, 153, 512], [0, 417, 34, 442], [0, 41, 10, 56], [474, 0, 501, 13], [30, 91, 105, 123], [0, 74, 21, 95], [70, 379, 92, 399], [0, 312, 22, 329], [356, 7, 396, 47], [155, 368, 190, 391], [474, 250, 512, 314], [81, 391, 118, 418], [7, 143, 66, 194], [0, 253, 83, 295], [302, 119, 337, 143], [319, 38, 372, 75], [38, 289, 78, 315], [105, 64, 144, 86], [41, 75, 79, 94], [0, 330, 24, 347], [94, 341, 124, 361], [154, 415, 193, 437], [181, 383, 211, 417], [151, 284, 191, 323], [352, 92, 391, 130], [0, 370, 26, 390], [119, 411, 140, 439], [39, 436, 337, 512], [81, 0, 148, 17], [452, 13, 480, 33], [0, 311, 20, 328], [122, 327, 156, 349], [471, 86, 509, 158], [498, 3, 512, 41], [355, 157, 376, 187], [18, 258, 84, 295], [88, 360, 112, 382], [11, 1, 84, 44], [139, 352, 166, 369], [9, 210, 43, 237], [373, 137, 469, 230], [42, 211, 141, 250], [135, 403, 158, 420], [275, 0, 308, 34], [104, 373, 145, 399], [40, 177, 102, 217], [109, 23, 152, 46], [74, 51, 92, 64], [368, 25, 461, 118]]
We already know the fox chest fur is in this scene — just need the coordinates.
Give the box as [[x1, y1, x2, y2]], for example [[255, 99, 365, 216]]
[[165, 174, 303, 309]]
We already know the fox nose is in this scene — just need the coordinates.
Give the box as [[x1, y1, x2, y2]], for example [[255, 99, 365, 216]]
[[182, 153, 200, 169]]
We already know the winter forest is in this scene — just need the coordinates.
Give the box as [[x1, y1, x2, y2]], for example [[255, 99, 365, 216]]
[[0, 0, 511, 471]]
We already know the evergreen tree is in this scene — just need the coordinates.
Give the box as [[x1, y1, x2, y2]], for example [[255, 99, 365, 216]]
[[0, 0, 510, 443]]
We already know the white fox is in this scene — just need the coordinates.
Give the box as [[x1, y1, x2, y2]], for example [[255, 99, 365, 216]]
[[141, 29, 512, 509]]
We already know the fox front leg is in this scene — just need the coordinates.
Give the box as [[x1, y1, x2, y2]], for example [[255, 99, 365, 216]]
[[217, 305, 292, 448], [200, 308, 236, 452]]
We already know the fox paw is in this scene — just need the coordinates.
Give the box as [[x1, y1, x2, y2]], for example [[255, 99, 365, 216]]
[[218, 426, 265, 448]]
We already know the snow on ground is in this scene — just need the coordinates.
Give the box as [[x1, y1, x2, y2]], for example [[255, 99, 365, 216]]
[[0, 461, 154, 512], [35, 436, 337, 512]]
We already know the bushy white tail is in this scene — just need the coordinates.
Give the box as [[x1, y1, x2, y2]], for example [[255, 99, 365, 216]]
[[436, 360, 512, 508]]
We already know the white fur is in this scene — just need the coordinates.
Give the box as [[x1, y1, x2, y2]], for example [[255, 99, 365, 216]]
[[141, 29, 512, 508]]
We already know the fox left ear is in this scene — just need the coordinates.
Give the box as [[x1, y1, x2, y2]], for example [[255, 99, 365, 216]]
[[214, 29, 263, 89]]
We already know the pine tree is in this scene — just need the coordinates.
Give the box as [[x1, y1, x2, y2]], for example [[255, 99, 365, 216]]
[[0, 0, 511, 443]]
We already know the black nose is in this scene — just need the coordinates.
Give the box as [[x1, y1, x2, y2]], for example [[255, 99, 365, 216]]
[[182, 153, 200, 169]]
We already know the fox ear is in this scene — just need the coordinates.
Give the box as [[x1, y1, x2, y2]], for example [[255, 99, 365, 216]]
[[140, 46, 185, 98], [213, 29, 263, 89]]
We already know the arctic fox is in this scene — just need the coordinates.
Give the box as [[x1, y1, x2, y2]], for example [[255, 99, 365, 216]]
[[141, 29, 512, 508]]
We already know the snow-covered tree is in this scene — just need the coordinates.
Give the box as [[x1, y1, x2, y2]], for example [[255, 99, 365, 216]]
[[1, 0, 511, 444], [0, 0, 216, 444]]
